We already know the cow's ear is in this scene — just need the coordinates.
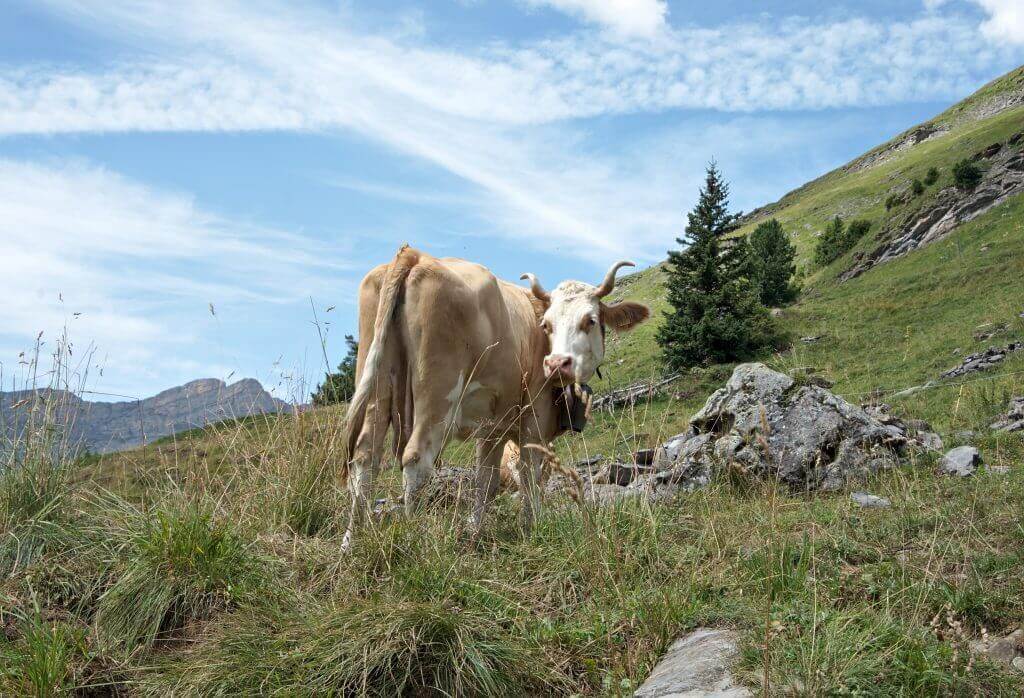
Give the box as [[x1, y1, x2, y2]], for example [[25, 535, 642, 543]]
[[601, 301, 650, 332]]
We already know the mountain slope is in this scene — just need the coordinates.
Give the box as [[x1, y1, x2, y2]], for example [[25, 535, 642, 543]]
[[0, 378, 291, 453]]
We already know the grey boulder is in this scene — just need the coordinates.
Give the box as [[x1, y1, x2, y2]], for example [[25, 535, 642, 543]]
[[940, 446, 981, 476], [683, 363, 907, 491]]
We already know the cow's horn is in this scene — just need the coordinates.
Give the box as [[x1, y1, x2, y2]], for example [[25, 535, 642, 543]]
[[594, 260, 634, 298], [520, 273, 550, 302]]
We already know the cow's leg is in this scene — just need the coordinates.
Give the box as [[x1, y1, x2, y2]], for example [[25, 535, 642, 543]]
[[401, 419, 445, 513], [341, 389, 391, 551], [516, 443, 545, 533], [469, 437, 504, 538]]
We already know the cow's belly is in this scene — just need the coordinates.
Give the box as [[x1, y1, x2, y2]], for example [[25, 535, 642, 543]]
[[444, 372, 505, 441]]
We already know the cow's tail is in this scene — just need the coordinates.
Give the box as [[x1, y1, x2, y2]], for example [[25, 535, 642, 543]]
[[341, 245, 419, 484]]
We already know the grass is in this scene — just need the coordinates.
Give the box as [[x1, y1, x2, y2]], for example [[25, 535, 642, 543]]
[[2, 67, 1024, 695]]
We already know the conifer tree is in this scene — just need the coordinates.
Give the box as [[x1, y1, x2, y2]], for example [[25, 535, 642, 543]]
[[657, 163, 777, 370], [749, 218, 799, 306], [312, 334, 358, 406]]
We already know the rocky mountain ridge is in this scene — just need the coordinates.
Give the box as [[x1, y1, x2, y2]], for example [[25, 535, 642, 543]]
[[840, 132, 1024, 280], [0, 378, 292, 454]]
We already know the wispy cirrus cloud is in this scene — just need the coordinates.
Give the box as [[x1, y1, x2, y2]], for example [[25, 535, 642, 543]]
[[522, 0, 668, 38], [3, 1, 1020, 261], [4, 4, 1019, 129]]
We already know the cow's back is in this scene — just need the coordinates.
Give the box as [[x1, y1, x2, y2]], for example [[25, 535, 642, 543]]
[[353, 250, 538, 444]]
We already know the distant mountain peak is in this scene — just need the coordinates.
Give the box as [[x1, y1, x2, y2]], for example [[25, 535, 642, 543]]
[[0, 377, 293, 454]]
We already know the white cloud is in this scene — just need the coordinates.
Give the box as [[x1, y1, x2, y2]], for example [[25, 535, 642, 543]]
[[523, 0, 668, 38], [0, 158, 352, 396], [975, 0, 1024, 43], [3, 1, 1019, 263]]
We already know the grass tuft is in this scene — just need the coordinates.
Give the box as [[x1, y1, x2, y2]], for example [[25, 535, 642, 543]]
[[95, 501, 272, 651]]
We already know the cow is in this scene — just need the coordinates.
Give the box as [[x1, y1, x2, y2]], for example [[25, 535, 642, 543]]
[[341, 245, 650, 548]]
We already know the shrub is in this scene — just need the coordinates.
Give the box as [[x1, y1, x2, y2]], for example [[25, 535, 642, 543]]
[[814, 217, 871, 267], [911, 179, 925, 196], [749, 218, 799, 307], [952, 159, 982, 190], [814, 216, 846, 266], [923, 167, 939, 186], [885, 193, 902, 211], [846, 218, 871, 243]]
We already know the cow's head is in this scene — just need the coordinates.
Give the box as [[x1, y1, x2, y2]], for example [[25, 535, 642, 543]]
[[521, 261, 650, 385]]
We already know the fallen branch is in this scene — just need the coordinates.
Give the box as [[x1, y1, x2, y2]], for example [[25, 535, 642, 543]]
[[591, 374, 681, 412]]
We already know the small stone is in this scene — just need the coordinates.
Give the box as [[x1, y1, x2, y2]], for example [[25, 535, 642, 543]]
[[586, 483, 640, 504], [917, 431, 944, 451], [800, 335, 823, 344], [595, 461, 653, 487], [988, 465, 1010, 475], [770, 307, 783, 317], [851, 492, 891, 508], [940, 446, 981, 476], [635, 628, 752, 698], [634, 448, 656, 466], [1013, 656, 1024, 674], [972, 629, 1024, 666]]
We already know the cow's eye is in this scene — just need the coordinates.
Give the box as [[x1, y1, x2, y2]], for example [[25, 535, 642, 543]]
[[580, 316, 596, 331], [541, 320, 552, 333]]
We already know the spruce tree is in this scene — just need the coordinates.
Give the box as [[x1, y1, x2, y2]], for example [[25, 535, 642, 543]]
[[749, 218, 799, 307], [312, 334, 358, 406], [657, 163, 777, 371]]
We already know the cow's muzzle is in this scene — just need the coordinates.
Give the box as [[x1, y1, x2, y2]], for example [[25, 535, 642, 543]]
[[543, 354, 574, 384]]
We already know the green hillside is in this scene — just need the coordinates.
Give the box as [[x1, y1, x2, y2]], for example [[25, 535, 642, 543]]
[[581, 68, 1024, 462], [4, 68, 1024, 695]]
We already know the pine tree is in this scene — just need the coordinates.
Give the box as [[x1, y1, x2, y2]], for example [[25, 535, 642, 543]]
[[749, 218, 799, 307], [657, 163, 777, 371], [311, 334, 358, 406], [813, 216, 846, 267]]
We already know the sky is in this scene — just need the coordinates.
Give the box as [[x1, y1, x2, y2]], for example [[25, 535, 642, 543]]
[[1, 0, 1022, 402]]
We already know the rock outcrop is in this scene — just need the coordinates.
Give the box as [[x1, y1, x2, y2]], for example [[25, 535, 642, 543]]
[[841, 136, 1024, 281], [0, 378, 292, 453], [588, 364, 912, 503], [941, 342, 1023, 379]]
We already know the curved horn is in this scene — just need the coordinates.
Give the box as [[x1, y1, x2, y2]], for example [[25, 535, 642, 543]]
[[594, 260, 635, 298], [520, 273, 550, 302]]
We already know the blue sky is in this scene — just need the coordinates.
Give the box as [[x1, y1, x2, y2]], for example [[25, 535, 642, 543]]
[[1, 0, 1022, 402]]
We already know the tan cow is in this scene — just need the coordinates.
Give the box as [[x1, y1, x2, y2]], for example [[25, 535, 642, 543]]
[[341, 245, 649, 548]]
